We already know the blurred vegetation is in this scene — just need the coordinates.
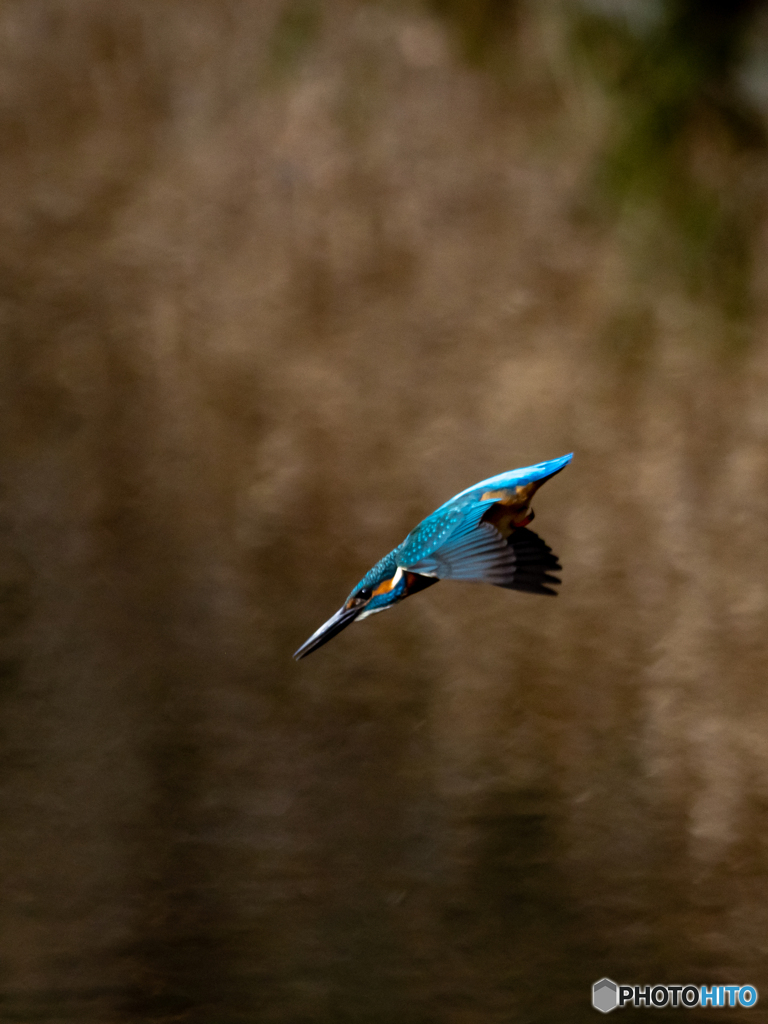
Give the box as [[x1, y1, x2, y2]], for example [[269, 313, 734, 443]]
[[428, 0, 521, 64], [429, 0, 768, 333], [573, 0, 768, 326], [268, 0, 322, 78], [5, 2, 768, 1021]]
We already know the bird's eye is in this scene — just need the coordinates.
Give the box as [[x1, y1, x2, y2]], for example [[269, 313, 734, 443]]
[[356, 588, 372, 602]]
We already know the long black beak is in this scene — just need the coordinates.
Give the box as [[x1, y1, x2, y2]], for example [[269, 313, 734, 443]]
[[293, 604, 360, 660]]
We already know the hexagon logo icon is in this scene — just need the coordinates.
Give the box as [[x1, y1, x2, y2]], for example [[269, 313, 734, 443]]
[[593, 978, 618, 1013]]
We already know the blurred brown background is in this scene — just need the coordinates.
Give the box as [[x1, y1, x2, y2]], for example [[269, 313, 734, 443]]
[[3, 1, 768, 1020]]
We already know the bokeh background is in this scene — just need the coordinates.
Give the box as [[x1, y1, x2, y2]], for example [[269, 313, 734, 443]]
[[4, 1, 768, 1020]]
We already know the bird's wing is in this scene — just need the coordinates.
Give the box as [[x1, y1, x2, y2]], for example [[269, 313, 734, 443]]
[[491, 526, 562, 595], [396, 499, 498, 570], [402, 518, 562, 596], [396, 463, 567, 594]]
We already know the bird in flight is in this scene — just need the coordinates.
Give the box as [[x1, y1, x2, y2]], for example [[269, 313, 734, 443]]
[[293, 453, 572, 660]]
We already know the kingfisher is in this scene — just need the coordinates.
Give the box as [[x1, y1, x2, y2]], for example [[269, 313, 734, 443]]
[[293, 453, 572, 660]]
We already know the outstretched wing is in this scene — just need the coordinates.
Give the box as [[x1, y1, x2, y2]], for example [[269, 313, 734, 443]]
[[396, 498, 498, 570], [402, 522, 562, 595], [395, 455, 570, 594]]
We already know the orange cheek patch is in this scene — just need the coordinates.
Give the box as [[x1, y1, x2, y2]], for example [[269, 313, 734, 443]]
[[372, 577, 396, 597]]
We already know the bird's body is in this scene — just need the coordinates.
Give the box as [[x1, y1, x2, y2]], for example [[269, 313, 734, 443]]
[[293, 453, 572, 659]]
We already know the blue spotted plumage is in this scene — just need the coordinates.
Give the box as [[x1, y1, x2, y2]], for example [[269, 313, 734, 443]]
[[293, 454, 572, 660]]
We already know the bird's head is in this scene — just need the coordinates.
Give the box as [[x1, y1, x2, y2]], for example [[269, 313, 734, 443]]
[[293, 564, 410, 660]]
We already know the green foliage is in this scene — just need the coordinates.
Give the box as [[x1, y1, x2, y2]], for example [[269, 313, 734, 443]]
[[574, 0, 767, 326]]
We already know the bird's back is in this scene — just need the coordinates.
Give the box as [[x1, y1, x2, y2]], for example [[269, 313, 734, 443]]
[[439, 453, 573, 509], [398, 454, 572, 569]]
